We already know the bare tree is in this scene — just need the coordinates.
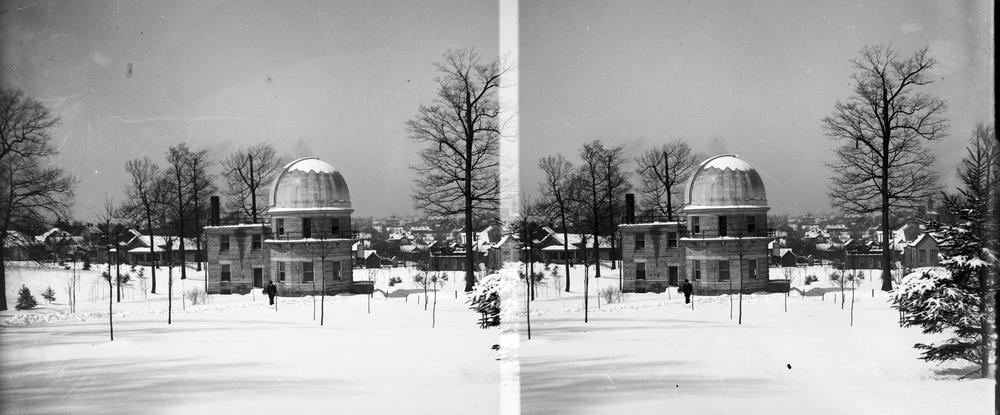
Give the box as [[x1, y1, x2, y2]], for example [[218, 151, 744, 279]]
[[407, 49, 504, 292], [0, 89, 75, 311], [823, 45, 947, 291], [220, 143, 283, 223], [123, 158, 162, 293], [577, 141, 609, 281], [184, 146, 217, 274], [165, 144, 204, 280], [635, 140, 698, 220], [598, 143, 630, 273], [537, 154, 575, 292]]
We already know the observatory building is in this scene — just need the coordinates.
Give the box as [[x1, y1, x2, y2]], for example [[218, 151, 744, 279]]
[[204, 157, 361, 295], [621, 154, 772, 294]]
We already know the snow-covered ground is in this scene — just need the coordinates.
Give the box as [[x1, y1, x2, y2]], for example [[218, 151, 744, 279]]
[[1, 262, 499, 415], [510, 262, 992, 415], [1, 261, 993, 414]]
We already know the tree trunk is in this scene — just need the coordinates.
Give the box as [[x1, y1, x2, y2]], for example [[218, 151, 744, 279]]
[[108, 279, 114, 341], [249, 154, 257, 223], [664, 150, 674, 221], [879, 99, 893, 292], [464, 145, 475, 293], [0, 239, 7, 311], [147, 212, 157, 294], [560, 207, 571, 292]]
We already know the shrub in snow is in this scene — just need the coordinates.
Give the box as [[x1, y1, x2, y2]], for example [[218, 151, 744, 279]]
[[599, 287, 625, 304], [41, 286, 56, 304], [388, 276, 402, 287], [468, 273, 502, 329], [804, 275, 818, 285], [185, 288, 207, 305], [648, 282, 665, 293], [232, 284, 252, 295], [15, 285, 38, 310]]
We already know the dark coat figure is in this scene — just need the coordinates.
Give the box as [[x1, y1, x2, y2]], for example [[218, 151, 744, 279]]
[[265, 281, 277, 305], [681, 279, 694, 304]]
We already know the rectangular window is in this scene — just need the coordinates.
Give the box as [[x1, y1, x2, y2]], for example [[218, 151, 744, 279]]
[[635, 262, 646, 280], [303, 262, 314, 283], [251, 234, 262, 250], [693, 260, 701, 281], [332, 261, 341, 280], [302, 218, 312, 238], [278, 262, 286, 282], [719, 260, 730, 281], [331, 219, 340, 238], [220, 235, 230, 251], [749, 259, 758, 279], [221, 264, 231, 282], [691, 216, 701, 234], [929, 250, 937, 263], [918, 250, 927, 263], [667, 232, 678, 248], [746, 215, 756, 235], [276, 219, 285, 236], [718, 216, 728, 237], [635, 232, 645, 250]]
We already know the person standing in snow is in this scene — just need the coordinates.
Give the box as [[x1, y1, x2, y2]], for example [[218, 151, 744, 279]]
[[265, 281, 277, 305], [681, 279, 693, 304]]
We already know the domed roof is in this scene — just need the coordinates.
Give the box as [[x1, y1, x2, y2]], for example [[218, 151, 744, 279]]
[[683, 154, 767, 210], [269, 157, 351, 211]]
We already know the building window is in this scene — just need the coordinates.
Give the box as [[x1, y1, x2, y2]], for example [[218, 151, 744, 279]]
[[749, 259, 758, 279], [278, 262, 286, 282], [635, 232, 645, 250], [303, 262, 314, 283], [667, 232, 678, 248], [221, 264, 231, 282], [746, 215, 756, 235], [636, 262, 646, 280], [331, 220, 340, 237], [693, 260, 701, 280], [718, 216, 728, 237], [691, 216, 700, 234], [929, 250, 937, 262], [332, 261, 341, 280], [220, 235, 230, 251], [302, 218, 312, 238], [276, 219, 285, 236], [719, 260, 730, 281], [251, 234, 262, 250], [918, 249, 926, 263]]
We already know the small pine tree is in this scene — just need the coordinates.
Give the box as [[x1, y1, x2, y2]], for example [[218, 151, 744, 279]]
[[16, 285, 38, 310], [468, 274, 502, 329], [41, 286, 56, 304]]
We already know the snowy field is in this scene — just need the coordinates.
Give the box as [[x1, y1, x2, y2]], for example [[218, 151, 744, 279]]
[[1, 262, 500, 415], [511, 262, 992, 415], [1, 261, 993, 414]]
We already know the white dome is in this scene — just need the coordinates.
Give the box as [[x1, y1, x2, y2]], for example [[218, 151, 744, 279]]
[[269, 157, 351, 211], [684, 154, 767, 209]]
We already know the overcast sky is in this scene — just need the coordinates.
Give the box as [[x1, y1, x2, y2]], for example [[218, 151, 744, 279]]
[[520, 0, 994, 216], [0, 1, 994, 222], [0, 0, 498, 221]]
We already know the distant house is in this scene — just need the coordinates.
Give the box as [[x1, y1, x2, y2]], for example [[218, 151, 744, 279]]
[[3, 231, 47, 260], [534, 227, 613, 263], [904, 233, 940, 268], [363, 251, 381, 269], [777, 248, 797, 267]]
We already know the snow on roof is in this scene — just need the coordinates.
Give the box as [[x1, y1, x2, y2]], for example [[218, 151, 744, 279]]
[[286, 157, 336, 174], [203, 224, 267, 230], [702, 154, 754, 171]]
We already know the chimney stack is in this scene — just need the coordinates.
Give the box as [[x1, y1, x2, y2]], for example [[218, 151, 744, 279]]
[[625, 193, 635, 224], [210, 196, 220, 226]]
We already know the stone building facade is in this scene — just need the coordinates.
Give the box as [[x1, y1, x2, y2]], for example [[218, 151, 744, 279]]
[[205, 157, 359, 295], [622, 154, 772, 294]]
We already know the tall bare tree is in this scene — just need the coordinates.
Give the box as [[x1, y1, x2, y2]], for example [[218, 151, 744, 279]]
[[221, 143, 283, 223], [165, 145, 201, 280], [537, 154, 575, 292], [184, 146, 216, 273], [635, 140, 698, 220], [407, 49, 504, 292], [123, 158, 162, 293], [577, 141, 608, 281], [823, 45, 947, 291], [599, 143, 630, 272], [0, 89, 75, 311]]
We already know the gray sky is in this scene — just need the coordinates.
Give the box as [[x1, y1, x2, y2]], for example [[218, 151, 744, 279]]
[[1, 0, 498, 220], [520, 0, 994, 216], [0, 1, 993, 222]]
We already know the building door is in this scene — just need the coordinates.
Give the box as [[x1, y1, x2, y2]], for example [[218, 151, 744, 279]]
[[668, 266, 679, 286], [253, 268, 263, 288]]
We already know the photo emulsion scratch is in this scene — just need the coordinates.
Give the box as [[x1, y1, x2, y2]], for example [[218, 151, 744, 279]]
[[0, 1, 995, 414]]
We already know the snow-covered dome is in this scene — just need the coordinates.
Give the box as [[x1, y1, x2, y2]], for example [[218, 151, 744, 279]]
[[684, 154, 767, 209], [269, 157, 351, 211]]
